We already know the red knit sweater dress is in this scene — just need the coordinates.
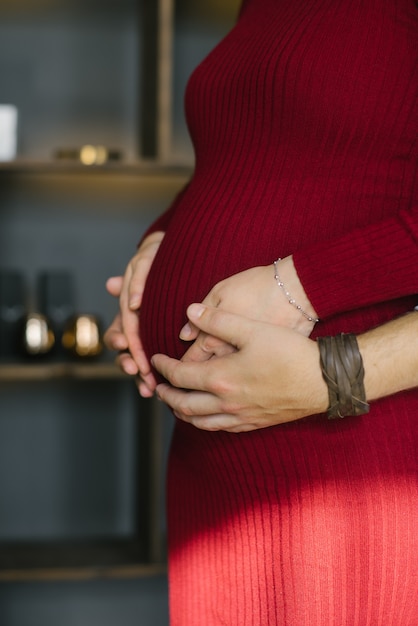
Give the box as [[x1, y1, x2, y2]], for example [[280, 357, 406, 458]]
[[139, 0, 418, 623]]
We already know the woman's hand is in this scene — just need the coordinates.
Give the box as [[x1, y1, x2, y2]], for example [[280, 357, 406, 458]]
[[104, 231, 165, 397], [152, 303, 328, 432], [180, 256, 318, 363]]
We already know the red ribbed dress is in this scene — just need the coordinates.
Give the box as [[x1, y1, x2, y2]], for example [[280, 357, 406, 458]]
[[140, 0, 418, 623]]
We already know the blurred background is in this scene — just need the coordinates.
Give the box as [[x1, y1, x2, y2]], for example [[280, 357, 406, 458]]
[[0, 1, 239, 624]]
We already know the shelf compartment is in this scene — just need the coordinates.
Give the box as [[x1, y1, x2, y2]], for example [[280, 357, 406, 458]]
[[0, 398, 167, 583]]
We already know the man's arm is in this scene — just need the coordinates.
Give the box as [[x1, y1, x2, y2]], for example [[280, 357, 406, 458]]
[[152, 305, 418, 432], [358, 310, 418, 402]]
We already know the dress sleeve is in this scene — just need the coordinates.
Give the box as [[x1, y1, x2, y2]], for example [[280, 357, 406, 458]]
[[138, 182, 190, 245], [293, 205, 418, 319]]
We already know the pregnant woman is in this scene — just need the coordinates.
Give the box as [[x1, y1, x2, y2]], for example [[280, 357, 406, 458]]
[[105, 0, 418, 623]]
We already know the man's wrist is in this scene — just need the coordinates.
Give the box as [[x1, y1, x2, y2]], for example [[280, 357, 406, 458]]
[[357, 311, 418, 403]]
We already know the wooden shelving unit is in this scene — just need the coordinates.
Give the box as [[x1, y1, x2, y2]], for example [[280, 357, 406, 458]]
[[0, 0, 236, 597], [0, 0, 175, 586]]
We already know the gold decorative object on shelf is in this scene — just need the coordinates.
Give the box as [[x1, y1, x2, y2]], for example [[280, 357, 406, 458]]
[[62, 314, 103, 358], [54, 146, 122, 166]]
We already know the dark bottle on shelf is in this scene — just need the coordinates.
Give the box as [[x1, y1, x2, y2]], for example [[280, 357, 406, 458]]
[[0, 270, 26, 361], [37, 270, 75, 360]]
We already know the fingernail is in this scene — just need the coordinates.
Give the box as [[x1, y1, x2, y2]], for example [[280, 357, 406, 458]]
[[129, 296, 140, 309], [188, 303, 205, 319], [179, 323, 192, 339]]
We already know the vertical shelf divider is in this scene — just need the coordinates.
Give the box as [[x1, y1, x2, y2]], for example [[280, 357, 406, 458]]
[[140, 0, 174, 161], [136, 396, 166, 565]]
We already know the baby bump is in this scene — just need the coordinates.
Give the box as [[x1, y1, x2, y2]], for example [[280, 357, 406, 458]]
[[138, 171, 351, 363], [139, 220, 231, 364], [139, 201, 280, 364]]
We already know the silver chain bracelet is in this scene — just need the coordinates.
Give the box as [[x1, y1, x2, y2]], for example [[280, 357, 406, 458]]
[[273, 258, 320, 324]]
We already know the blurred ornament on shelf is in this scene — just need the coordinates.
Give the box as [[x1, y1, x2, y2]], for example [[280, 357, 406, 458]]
[[62, 314, 103, 358], [54, 145, 122, 166], [22, 313, 55, 357], [0, 105, 18, 161]]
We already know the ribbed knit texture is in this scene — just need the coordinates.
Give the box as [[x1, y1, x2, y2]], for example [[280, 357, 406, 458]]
[[140, 0, 418, 623]]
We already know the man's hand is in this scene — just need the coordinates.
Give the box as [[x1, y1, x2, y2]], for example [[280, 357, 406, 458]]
[[180, 256, 318, 365], [152, 304, 328, 432]]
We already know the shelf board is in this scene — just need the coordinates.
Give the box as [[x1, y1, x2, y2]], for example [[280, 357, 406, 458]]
[[0, 361, 130, 382], [0, 539, 166, 582], [0, 159, 193, 179]]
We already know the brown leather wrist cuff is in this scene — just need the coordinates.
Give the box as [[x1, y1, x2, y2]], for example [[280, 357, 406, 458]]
[[317, 333, 370, 419]]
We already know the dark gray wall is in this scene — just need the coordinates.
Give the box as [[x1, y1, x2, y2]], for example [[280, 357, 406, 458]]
[[0, 577, 169, 626]]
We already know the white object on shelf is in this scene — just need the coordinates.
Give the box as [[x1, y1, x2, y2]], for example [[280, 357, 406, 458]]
[[0, 105, 18, 161]]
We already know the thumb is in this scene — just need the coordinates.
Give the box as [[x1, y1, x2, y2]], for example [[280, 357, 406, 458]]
[[106, 276, 123, 297], [186, 303, 250, 349]]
